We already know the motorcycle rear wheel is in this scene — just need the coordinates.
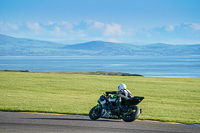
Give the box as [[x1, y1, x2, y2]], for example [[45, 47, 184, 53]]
[[122, 105, 140, 122], [89, 105, 102, 120]]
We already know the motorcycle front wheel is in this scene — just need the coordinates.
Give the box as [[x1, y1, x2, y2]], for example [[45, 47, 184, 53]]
[[122, 105, 140, 122], [89, 105, 102, 120]]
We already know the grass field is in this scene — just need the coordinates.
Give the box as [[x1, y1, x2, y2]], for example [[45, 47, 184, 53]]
[[0, 71, 200, 124]]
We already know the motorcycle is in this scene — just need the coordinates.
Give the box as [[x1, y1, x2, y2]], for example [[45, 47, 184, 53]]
[[89, 91, 144, 122]]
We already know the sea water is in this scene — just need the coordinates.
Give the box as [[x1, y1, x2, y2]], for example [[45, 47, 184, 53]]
[[0, 56, 200, 78]]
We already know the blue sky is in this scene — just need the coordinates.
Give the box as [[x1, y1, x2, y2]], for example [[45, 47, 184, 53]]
[[0, 0, 200, 44]]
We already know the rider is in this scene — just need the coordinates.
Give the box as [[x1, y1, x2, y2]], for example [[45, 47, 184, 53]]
[[118, 83, 132, 98], [117, 83, 133, 111]]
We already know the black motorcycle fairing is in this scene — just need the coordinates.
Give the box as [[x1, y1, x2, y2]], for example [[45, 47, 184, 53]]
[[128, 96, 144, 105]]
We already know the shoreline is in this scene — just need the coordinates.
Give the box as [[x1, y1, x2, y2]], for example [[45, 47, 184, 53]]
[[0, 69, 143, 77], [1, 69, 199, 78]]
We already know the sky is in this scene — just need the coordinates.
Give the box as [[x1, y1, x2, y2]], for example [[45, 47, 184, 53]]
[[0, 0, 200, 44]]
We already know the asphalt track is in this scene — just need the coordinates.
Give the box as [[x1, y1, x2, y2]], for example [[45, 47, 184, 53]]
[[0, 112, 199, 133]]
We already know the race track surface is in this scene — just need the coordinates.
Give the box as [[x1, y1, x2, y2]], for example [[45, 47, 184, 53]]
[[0, 112, 199, 133]]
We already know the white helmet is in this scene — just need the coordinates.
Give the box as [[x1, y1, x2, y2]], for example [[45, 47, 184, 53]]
[[118, 83, 126, 91]]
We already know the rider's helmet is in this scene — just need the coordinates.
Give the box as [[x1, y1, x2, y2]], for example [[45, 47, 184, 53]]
[[118, 83, 126, 92]]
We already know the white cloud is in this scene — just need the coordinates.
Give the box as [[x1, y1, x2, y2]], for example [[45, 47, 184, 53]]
[[44, 21, 56, 26], [55, 26, 61, 32], [60, 21, 73, 30], [0, 22, 18, 31], [190, 23, 200, 31], [50, 26, 67, 36], [84, 20, 93, 25], [85, 20, 105, 30], [93, 21, 105, 29], [26, 22, 42, 33], [165, 25, 174, 32], [104, 23, 124, 36]]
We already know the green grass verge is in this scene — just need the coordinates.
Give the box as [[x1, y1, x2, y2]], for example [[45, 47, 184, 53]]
[[0, 71, 200, 124]]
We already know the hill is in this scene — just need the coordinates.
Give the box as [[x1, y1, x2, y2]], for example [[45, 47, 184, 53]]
[[0, 34, 65, 56], [0, 34, 200, 56], [64, 41, 139, 55], [64, 41, 200, 56]]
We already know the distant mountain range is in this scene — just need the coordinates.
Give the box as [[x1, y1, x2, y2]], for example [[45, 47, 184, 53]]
[[0, 34, 200, 56]]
